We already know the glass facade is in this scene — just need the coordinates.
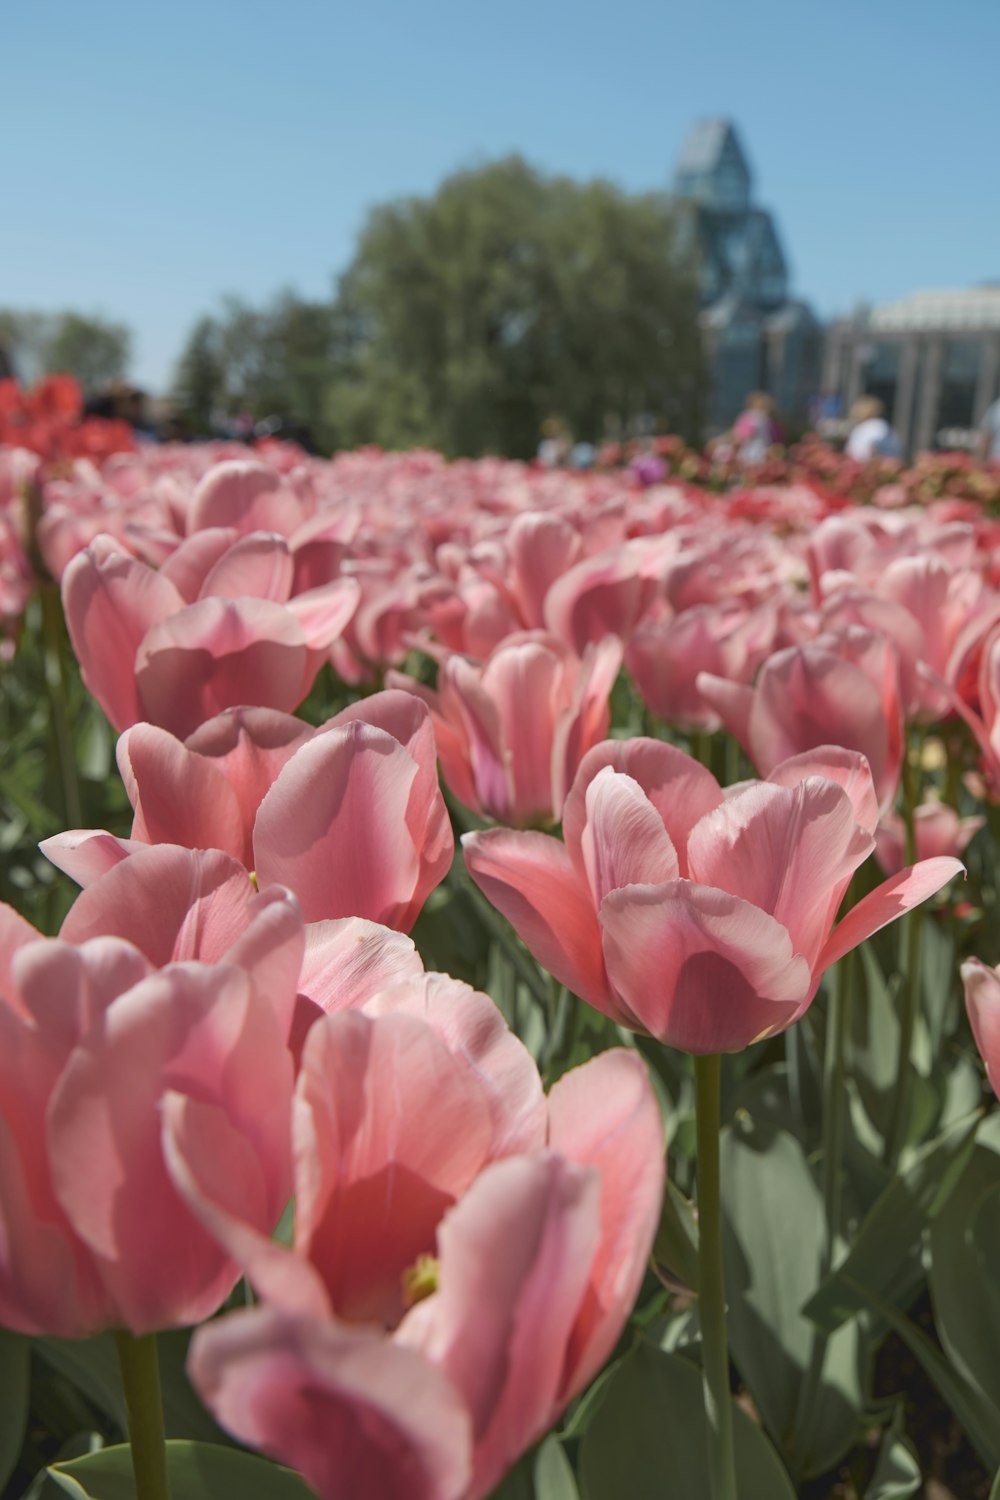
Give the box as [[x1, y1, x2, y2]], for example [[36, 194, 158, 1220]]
[[938, 339, 981, 431]]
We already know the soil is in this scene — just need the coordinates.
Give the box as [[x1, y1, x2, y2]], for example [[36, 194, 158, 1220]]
[[798, 1293, 992, 1499]]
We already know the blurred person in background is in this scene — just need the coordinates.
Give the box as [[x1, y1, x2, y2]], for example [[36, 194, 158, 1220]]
[[537, 416, 571, 467], [978, 394, 1000, 462], [731, 391, 782, 464], [845, 395, 902, 460]]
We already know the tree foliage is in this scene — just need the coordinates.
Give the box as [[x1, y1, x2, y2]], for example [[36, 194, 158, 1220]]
[[0, 309, 131, 393], [328, 156, 707, 457], [171, 293, 337, 447], [170, 157, 707, 457]]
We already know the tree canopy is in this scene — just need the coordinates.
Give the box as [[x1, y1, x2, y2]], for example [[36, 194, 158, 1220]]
[[328, 156, 706, 456], [171, 156, 707, 457], [171, 293, 337, 446], [0, 309, 131, 393]]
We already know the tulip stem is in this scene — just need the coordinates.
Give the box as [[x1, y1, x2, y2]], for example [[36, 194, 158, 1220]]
[[40, 583, 82, 828], [885, 742, 922, 1166], [114, 1330, 170, 1500], [694, 1053, 737, 1500], [820, 948, 854, 1269]]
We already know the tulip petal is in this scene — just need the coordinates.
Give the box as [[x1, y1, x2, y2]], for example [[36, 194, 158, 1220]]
[[158, 528, 240, 603], [59, 845, 255, 967], [286, 577, 361, 650], [188, 1307, 472, 1500], [190, 460, 304, 536], [254, 722, 421, 927], [599, 881, 811, 1052], [135, 597, 310, 737], [298, 918, 424, 1015], [39, 829, 139, 888], [294, 1011, 494, 1325], [547, 1049, 665, 1399], [819, 857, 964, 974], [199, 531, 294, 603], [961, 958, 1000, 1099], [117, 724, 245, 858], [185, 707, 314, 857], [687, 779, 871, 968], [767, 745, 880, 835], [366, 974, 547, 1158], [62, 540, 184, 731], [462, 829, 609, 1010], [562, 738, 722, 879], [398, 1153, 599, 1499], [49, 961, 292, 1332], [580, 767, 680, 904]]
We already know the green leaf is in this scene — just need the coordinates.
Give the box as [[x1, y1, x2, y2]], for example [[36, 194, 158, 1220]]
[[578, 1341, 795, 1500], [928, 1112, 1000, 1419], [721, 1120, 864, 1479], [488, 1437, 578, 1500], [558, 1359, 619, 1441], [22, 1437, 104, 1500], [36, 1330, 229, 1446], [990, 1462, 1000, 1500], [37, 1335, 129, 1432], [804, 1110, 981, 1334], [0, 1329, 29, 1489], [651, 1179, 699, 1292], [49, 1440, 316, 1499], [533, 1435, 579, 1500], [840, 1278, 1000, 1471], [862, 1403, 920, 1498]]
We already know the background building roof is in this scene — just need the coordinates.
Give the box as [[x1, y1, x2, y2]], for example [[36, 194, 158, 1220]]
[[869, 286, 1000, 331]]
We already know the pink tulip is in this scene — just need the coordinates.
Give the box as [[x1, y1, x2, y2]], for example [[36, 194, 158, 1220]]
[[183, 986, 663, 1499], [189, 459, 307, 538], [0, 853, 302, 1338], [62, 532, 359, 735], [390, 632, 622, 827], [697, 628, 905, 810], [543, 537, 674, 655], [961, 958, 1000, 1098], [875, 801, 984, 876], [190, 1311, 474, 1500], [42, 692, 453, 933], [821, 554, 992, 720], [626, 600, 777, 730], [463, 739, 962, 1054]]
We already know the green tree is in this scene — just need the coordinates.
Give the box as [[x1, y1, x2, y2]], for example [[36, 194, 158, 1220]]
[[327, 156, 706, 457], [172, 292, 338, 449], [46, 312, 131, 393], [0, 309, 131, 392], [171, 315, 225, 436]]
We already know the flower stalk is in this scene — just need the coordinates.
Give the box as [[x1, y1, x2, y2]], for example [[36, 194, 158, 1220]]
[[694, 1052, 737, 1500], [114, 1330, 170, 1500]]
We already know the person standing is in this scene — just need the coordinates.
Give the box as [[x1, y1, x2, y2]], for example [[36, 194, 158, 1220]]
[[845, 396, 902, 460], [978, 396, 1000, 461]]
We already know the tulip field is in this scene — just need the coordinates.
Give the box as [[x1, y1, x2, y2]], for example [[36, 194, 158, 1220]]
[[4, 380, 1000, 1500]]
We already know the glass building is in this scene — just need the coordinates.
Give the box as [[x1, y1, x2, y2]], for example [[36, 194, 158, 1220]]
[[671, 120, 822, 434]]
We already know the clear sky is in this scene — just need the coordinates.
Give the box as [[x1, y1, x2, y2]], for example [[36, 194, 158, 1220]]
[[4, 0, 999, 392]]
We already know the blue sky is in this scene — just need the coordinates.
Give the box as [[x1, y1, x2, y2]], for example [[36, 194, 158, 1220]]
[[4, 0, 999, 391]]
